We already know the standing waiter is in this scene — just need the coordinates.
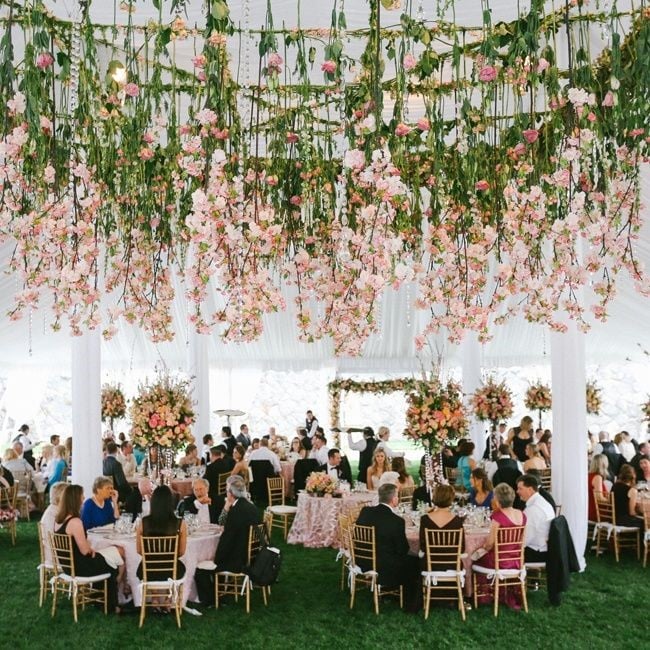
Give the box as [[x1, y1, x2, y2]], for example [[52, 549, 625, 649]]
[[347, 426, 378, 487], [14, 424, 35, 469]]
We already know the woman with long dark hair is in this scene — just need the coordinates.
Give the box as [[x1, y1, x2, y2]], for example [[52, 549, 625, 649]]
[[136, 485, 187, 581]]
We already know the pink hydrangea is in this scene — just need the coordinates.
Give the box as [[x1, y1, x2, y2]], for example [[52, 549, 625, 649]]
[[321, 60, 337, 74], [36, 52, 54, 69], [395, 123, 412, 137], [522, 129, 539, 144], [403, 53, 417, 71], [124, 83, 140, 98], [478, 66, 497, 82]]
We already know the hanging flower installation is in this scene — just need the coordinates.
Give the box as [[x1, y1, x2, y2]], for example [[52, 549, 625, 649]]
[[470, 378, 514, 428], [101, 385, 127, 429], [586, 381, 602, 416], [0, 1, 647, 354], [130, 375, 195, 450]]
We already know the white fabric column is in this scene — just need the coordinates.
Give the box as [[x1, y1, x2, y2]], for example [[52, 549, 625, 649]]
[[188, 330, 211, 444], [551, 324, 587, 570], [461, 331, 485, 459], [71, 329, 102, 495]]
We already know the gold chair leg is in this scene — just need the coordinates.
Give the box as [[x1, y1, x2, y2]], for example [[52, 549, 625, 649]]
[[457, 581, 466, 621], [139, 587, 146, 627], [521, 581, 528, 613], [493, 579, 499, 617], [245, 583, 250, 614], [51, 583, 58, 618], [215, 576, 220, 609], [73, 590, 79, 623], [39, 570, 45, 607], [349, 577, 355, 609], [614, 534, 620, 562], [473, 575, 478, 609], [104, 581, 108, 615], [373, 587, 379, 615], [399, 585, 403, 609], [424, 586, 430, 620]]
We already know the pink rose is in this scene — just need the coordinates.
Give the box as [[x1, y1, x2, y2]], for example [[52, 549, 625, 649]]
[[602, 91, 614, 107], [192, 55, 206, 68], [403, 53, 417, 71], [36, 52, 54, 69], [522, 129, 539, 143], [478, 66, 497, 82], [416, 117, 430, 131], [286, 132, 299, 144], [395, 123, 412, 137], [475, 179, 490, 191], [267, 53, 283, 74], [139, 147, 154, 160], [536, 58, 550, 73], [321, 60, 337, 74], [124, 83, 140, 98]]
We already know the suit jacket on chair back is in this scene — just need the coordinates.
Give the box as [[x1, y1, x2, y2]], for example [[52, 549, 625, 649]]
[[214, 497, 261, 573]]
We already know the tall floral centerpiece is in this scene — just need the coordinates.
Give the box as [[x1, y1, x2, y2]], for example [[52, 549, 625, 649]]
[[641, 398, 650, 435], [130, 375, 195, 485], [470, 378, 514, 457], [586, 381, 602, 416], [101, 384, 127, 433], [405, 379, 468, 490], [524, 382, 552, 430]]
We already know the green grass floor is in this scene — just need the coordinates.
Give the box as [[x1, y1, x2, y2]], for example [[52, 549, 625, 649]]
[[0, 520, 647, 650]]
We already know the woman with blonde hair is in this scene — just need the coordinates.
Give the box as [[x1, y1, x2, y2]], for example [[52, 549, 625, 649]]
[[366, 448, 391, 490], [588, 454, 609, 522], [523, 443, 547, 472], [47, 445, 68, 491]]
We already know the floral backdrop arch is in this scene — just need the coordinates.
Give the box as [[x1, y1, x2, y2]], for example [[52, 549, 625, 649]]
[[0, 0, 648, 355]]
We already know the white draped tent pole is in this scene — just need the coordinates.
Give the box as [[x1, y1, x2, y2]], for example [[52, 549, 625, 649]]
[[71, 330, 103, 495], [550, 324, 588, 570], [188, 329, 210, 446], [461, 331, 485, 459]]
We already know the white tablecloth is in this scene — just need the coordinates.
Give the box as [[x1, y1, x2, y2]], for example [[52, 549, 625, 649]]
[[88, 526, 221, 606]]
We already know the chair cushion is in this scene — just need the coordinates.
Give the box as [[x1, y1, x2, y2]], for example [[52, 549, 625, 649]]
[[472, 564, 523, 578], [524, 562, 546, 570], [268, 505, 298, 515], [613, 525, 640, 533], [197, 560, 217, 571], [57, 573, 111, 584]]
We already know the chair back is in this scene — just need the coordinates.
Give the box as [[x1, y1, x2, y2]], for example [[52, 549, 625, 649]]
[[263, 510, 273, 539], [642, 505, 650, 531], [267, 477, 285, 506], [398, 485, 415, 505], [444, 467, 458, 486], [249, 461, 276, 503], [422, 527, 463, 572], [140, 535, 180, 581], [217, 473, 230, 495], [49, 532, 76, 577], [293, 458, 320, 493], [11, 469, 31, 496], [539, 468, 552, 492], [0, 484, 17, 510], [593, 491, 613, 524], [337, 513, 352, 552], [38, 522, 52, 565], [247, 523, 268, 564], [494, 525, 525, 569], [350, 524, 376, 571]]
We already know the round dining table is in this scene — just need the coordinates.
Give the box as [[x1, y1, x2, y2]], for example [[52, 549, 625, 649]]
[[287, 491, 378, 548], [88, 524, 222, 606]]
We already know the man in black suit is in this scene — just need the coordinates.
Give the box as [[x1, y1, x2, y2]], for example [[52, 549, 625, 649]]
[[177, 478, 219, 524], [221, 426, 236, 456], [356, 484, 419, 609], [102, 441, 132, 501], [214, 476, 261, 573], [204, 445, 236, 499], [319, 448, 353, 484], [236, 424, 252, 450], [492, 444, 523, 489]]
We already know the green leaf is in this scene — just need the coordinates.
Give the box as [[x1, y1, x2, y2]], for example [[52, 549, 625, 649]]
[[308, 46, 316, 64], [338, 11, 347, 30], [211, 0, 230, 21]]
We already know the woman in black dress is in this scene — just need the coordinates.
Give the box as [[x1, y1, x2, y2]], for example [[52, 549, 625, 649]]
[[612, 464, 644, 531], [509, 416, 535, 463], [136, 485, 187, 581], [54, 484, 119, 612]]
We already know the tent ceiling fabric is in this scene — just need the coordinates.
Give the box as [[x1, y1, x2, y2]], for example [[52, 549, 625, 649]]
[[0, 1, 648, 370]]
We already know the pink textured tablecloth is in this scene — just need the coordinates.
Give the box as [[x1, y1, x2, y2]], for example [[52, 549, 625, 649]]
[[287, 492, 378, 548], [280, 461, 294, 498], [89, 526, 221, 606], [171, 478, 194, 497], [405, 526, 489, 596]]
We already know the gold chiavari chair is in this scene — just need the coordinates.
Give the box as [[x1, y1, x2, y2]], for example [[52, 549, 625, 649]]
[[139, 535, 184, 628], [348, 524, 403, 614], [594, 492, 640, 561], [0, 484, 18, 545], [37, 522, 56, 607], [265, 477, 298, 540], [472, 525, 528, 617], [336, 513, 352, 591], [538, 469, 552, 493], [398, 485, 416, 506], [421, 527, 466, 621], [217, 472, 230, 496]]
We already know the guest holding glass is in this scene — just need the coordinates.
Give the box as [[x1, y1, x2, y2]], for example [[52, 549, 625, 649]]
[[81, 476, 120, 530]]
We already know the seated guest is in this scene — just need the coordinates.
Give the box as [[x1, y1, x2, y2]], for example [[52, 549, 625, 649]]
[[117, 441, 137, 479], [236, 424, 252, 450], [177, 478, 218, 524], [55, 484, 120, 613], [230, 444, 249, 479], [248, 438, 281, 474], [612, 464, 644, 532], [37, 444, 54, 475], [214, 476, 261, 572], [40, 482, 67, 564], [136, 485, 187, 581], [309, 434, 329, 468], [420, 484, 465, 547], [366, 448, 391, 490], [133, 444, 147, 468], [102, 441, 132, 502], [469, 468, 494, 509], [392, 457, 414, 489], [594, 431, 622, 481], [2, 448, 34, 478], [630, 442, 650, 482], [204, 445, 236, 498], [376, 426, 405, 460], [81, 476, 121, 530], [588, 454, 610, 521], [287, 437, 307, 463], [201, 434, 214, 464], [523, 443, 547, 472], [615, 431, 636, 463], [47, 445, 68, 491], [473, 483, 526, 609], [639, 458, 650, 483], [525, 470, 557, 511], [537, 431, 552, 466], [516, 474, 555, 562], [489, 444, 523, 488], [456, 440, 476, 491], [178, 443, 201, 469], [356, 484, 419, 610], [123, 478, 154, 519], [320, 448, 353, 484]]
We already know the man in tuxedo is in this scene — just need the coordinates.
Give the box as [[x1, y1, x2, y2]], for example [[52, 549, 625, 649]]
[[102, 440, 132, 502], [177, 478, 219, 524], [320, 448, 353, 484], [214, 476, 262, 573], [236, 424, 252, 450], [356, 484, 419, 609], [490, 444, 523, 488], [221, 426, 236, 456], [204, 445, 236, 499], [200, 434, 214, 465]]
